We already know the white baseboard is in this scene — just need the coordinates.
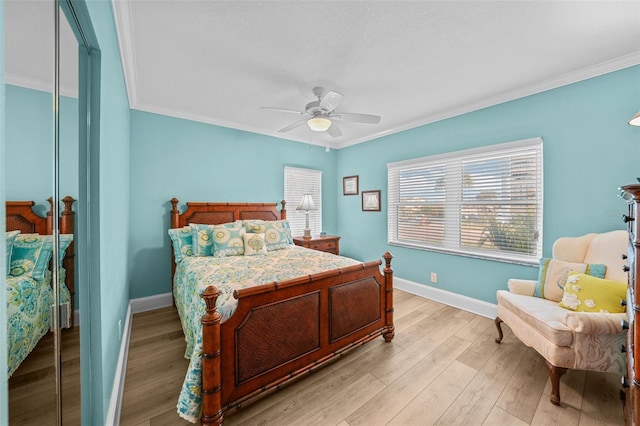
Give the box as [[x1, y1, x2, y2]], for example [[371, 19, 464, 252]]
[[129, 292, 173, 314], [105, 303, 132, 426], [395, 277, 497, 319], [105, 292, 173, 425]]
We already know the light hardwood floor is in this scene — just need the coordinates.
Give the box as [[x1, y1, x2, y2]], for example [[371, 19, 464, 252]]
[[8, 326, 81, 425], [120, 289, 624, 425]]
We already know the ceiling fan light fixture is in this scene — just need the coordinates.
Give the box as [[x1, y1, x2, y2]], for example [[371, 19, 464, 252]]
[[629, 111, 640, 126], [307, 116, 332, 132]]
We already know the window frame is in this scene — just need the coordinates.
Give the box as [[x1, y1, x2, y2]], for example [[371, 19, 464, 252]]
[[387, 138, 543, 265]]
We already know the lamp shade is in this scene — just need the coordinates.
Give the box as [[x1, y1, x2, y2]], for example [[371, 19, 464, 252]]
[[629, 112, 640, 127], [307, 116, 332, 132], [296, 194, 316, 211]]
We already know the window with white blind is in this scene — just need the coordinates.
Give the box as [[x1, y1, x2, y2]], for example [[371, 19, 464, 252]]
[[284, 166, 323, 237], [388, 138, 543, 265]]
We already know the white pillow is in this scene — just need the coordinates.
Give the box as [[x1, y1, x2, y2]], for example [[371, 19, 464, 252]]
[[243, 232, 267, 256]]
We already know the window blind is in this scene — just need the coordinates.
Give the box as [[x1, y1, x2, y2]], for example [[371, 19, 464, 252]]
[[284, 166, 323, 237], [388, 138, 543, 265]]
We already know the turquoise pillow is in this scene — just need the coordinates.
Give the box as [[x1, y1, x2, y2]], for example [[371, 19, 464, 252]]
[[189, 223, 215, 256], [168, 226, 194, 262], [6, 230, 20, 276], [212, 222, 245, 257], [10, 234, 54, 280], [57, 234, 74, 266], [243, 220, 293, 251]]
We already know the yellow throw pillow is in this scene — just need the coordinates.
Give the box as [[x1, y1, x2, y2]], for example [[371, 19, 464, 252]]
[[559, 272, 627, 313]]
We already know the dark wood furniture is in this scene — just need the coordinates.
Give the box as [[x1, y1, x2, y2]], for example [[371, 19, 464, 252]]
[[621, 184, 640, 425], [169, 198, 394, 426], [293, 234, 340, 255], [6, 196, 76, 326]]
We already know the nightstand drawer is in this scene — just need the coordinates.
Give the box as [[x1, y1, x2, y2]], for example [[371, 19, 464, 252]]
[[293, 235, 340, 255], [309, 240, 336, 251]]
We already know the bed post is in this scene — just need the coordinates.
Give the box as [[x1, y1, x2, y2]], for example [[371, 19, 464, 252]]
[[383, 252, 395, 342], [46, 197, 54, 234], [60, 196, 76, 327], [201, 285, 224, 426], [280, 199, 287, 220]]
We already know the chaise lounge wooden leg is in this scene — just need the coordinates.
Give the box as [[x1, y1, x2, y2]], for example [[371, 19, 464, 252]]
[[546, 361, 568, 406], [494, 317, 504, 343]]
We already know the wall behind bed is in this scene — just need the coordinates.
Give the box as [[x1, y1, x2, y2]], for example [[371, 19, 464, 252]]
[[336, 65, 640, 305], [128, 110, 338, 299]]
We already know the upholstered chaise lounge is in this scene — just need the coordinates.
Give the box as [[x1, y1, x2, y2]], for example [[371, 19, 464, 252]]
[[495, 230, 628, 405]]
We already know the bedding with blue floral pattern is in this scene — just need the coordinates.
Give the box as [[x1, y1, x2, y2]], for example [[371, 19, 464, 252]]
[[6, 270, 71, 376], [173, 245, 360, 423]]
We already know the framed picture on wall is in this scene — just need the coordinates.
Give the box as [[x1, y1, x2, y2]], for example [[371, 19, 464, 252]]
[[362, 190, 381, 212], [343, 175, 359, 196]]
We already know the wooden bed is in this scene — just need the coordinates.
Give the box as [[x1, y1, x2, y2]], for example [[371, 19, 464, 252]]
[[169, 198, 394, 425], [6, 196, 76, 326]]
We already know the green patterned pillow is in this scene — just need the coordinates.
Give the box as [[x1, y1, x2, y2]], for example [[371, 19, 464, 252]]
[[6, 230, 20, 276], [55, 234, 74, 267], [212, 222, 245, 257], [189, 223, 216, 256], [243, 220, 293, 251], [10, 234, 54, 280], [168, 226, 194, 262], [243, 232, 267, 256]]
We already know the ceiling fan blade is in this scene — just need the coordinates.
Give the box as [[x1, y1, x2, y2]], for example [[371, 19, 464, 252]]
[[260, 106, 305, 115], [326, 122, 343, 138], [279, 118, 308, 133], [332, 112, 381, 124], [319, 90, 344, 112]]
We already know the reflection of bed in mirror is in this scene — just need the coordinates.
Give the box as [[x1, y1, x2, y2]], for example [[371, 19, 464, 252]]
[[5, 196, 76, 377]]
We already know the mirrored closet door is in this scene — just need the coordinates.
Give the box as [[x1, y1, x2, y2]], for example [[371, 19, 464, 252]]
[[5, 1, 85, 423]]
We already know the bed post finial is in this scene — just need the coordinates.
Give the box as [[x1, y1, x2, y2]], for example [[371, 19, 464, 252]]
[[46, 196, 54, 234], [280, 199, 287, 220], [382, 252, 395, 342], [170, 198, 180, 229], [200, 286, 224, 426]]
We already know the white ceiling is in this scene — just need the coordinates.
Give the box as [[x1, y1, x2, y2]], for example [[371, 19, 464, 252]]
[[5, 2, 640, 150]]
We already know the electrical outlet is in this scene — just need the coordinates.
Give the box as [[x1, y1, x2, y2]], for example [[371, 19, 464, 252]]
[[430, 272, 438, 283], [118, 319, 123, 341]]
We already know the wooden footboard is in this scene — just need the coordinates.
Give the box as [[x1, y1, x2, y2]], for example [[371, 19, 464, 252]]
[[199, 253, 394, 425]]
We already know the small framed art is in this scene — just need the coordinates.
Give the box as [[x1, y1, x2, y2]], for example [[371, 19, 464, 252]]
[[362, 190, 381, 212], [343, 175, 359, 196]]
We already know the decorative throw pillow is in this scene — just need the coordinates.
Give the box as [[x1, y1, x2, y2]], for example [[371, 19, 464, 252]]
[[243, 232, 267, 256], [535, 258, 606, 302], [189, 223, 215, 256], [6, 230, 20, 276], [559, 272, 627, 313], [54, 234, 74, 267], [10, 234, 54, 280], [243, 219, 293, 251], [168, 226, 194, 262], [212, 222, 245, 257]]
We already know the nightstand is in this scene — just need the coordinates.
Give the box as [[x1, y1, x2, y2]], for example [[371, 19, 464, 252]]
[[293, 235, 340, 255]]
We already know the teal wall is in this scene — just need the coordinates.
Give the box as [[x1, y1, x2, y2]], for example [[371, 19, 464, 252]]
[[5, 85, 79, 212], [85, 0, 131, 422], [337, 65, 640, 303], [128, 110, 338, 298]]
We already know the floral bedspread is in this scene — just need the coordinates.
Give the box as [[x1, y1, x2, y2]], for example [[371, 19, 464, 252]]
[[174, 246, 360, 423], [6, 271, 70, 377]]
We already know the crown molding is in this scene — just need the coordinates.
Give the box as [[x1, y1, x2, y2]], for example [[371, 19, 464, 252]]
[[5, 73, 78, 98], [111, 0, 138, 108]]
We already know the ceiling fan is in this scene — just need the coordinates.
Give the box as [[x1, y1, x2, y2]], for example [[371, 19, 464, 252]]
[[260, 87, 381, 138]]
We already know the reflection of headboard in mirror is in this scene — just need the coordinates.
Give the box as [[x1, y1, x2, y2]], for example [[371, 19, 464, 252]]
[[6, 196, 76, 325]]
